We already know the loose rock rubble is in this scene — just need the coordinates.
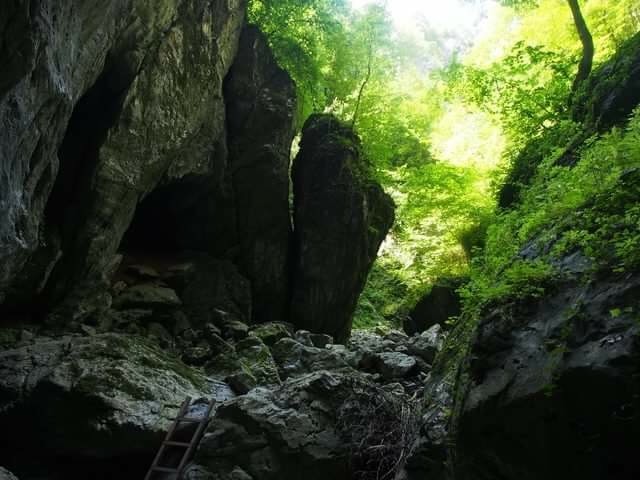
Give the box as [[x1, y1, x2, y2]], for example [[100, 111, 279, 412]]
[[0, 319, 446, 479]]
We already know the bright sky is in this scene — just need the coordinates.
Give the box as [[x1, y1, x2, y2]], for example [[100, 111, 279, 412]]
[[354, 0, 487, 30], [351, 0, 493, 40]]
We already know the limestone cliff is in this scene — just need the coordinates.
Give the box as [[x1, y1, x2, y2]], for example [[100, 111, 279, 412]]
[[290, 115, 395, 343], [0, 0, 247, 316]]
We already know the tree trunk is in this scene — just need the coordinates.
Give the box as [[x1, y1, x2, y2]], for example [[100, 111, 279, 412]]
[[351, 43, 373, 129], [567, 0, 594, 93]]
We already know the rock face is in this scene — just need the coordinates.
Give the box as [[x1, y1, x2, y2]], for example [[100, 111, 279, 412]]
[[572, 32, 640, 132], [0, 3, 399, 479], [187, 372, 352, 480], [225, 26, 297, 324], [0, 0, 247, 314], [402, 258, 640, 480], [0, 468, 18, 480], [455, 271, 640, 480], [404, 278, 464, 335], [290, 114, 395, 343], [0, 4, 390, 346], [0, 332, 232, 478]]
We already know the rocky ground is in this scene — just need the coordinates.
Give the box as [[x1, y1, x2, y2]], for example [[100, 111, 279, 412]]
[[0, 289, 445, 480]]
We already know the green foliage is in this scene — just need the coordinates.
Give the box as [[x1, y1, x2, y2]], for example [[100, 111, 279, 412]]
[[248, 0, 351, 120], [248, 0, 394, 125], [572, 31, 640, 127], [353, 258, 410, 330], [461, 259, 555, 315], [444, 42, 574, 155], [496, 118, 582, 206], [250, 0, 639, 330], [462, 108, 640, 319]]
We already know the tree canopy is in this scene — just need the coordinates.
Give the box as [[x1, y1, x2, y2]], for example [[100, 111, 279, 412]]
[[248, 0, 640, 328]]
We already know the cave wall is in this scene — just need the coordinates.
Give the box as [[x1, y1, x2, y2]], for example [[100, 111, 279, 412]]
[[0, 0, 247, 317], [0, 0, 245, 314], [44, 0, 248, 316], [0, 0, 136, 308], [0, 2, 393, 341], [223, 26, 297, 324]]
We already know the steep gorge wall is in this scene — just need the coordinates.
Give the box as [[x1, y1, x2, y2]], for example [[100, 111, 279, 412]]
[[403, 32, 640, 480], [0, 0, 248, 315], [224, 25, 297, 324], [0, 1, 393, 339], [0, 5, 396, 476]]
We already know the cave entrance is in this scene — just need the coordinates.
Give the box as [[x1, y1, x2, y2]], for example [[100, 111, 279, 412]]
[[0, 56, 135, 321], [117, 158, 237, 273], [46, 56, 134, 247], [34, 56, 136, 312], [120, 175, 232, 255]]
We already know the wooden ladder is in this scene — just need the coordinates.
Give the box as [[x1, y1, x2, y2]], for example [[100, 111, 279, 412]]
[[144, 396, 215, 480]]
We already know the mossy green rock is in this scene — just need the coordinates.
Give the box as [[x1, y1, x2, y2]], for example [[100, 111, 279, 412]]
[[572, 31, 640, 131], [113, 284, 182, 311], [249, 322, 293, 346], [271, 337, 352, 379], [0, 332, 214, 459], [206, 336, 281, 392]]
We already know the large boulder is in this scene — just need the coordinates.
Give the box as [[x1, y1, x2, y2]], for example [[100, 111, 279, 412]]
[[404, 278, 464, 335], [407, 325, 446, 364], [206, 336, 281, 394], [187, 371, 352, 480], [290, 115, 395, 343], [0, 332, 233, 477], [187, 370, 423, 480], [0, 0, 247, 316], [271, 337, 352, 379], [454, 271, 640, 480], [374, 352, 418, 380], [225, 25, 297, 324], [112, 283, 182, 311], [249, 322, 294, 346], [0, 468, 18, 480]]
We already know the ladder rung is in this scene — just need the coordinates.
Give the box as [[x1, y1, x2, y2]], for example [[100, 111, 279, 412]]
[[164, 440, 191, 447], [145, 397, 216, 480], [151, 466, 180, 473], [176, 416, 202, 423]]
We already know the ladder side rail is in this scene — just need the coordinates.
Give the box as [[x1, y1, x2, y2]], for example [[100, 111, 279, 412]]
[[144, 396, 192, 480], [176, 399, 216, 477]]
